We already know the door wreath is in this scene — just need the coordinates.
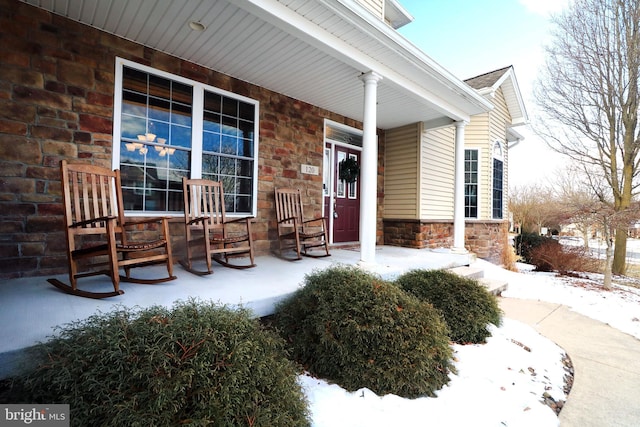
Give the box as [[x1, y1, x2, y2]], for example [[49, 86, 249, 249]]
[[339, 157, 360, 183]]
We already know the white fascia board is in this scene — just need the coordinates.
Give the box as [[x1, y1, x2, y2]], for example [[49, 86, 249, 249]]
[[506, 126, 525, 145], [384, 0, 414, 29], [234, 0, 491, 121], [495, 69, 529, 124]]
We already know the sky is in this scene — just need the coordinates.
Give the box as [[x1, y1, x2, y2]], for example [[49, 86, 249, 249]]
[[395, 0, 571, 188]]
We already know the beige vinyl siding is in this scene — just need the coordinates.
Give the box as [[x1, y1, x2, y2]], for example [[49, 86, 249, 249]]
[[465, 88, 512, 220], [488, 89, 511, 220], [357, 0, 384, 20], [465, 112, 491, 219], [384, 123, 420, 219], [420, 124, 455, 220]]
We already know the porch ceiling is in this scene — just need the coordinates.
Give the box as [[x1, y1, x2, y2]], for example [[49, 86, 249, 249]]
[[22, 0, 492, 129]]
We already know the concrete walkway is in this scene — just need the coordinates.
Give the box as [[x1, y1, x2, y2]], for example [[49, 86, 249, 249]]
[[500, 298, 640, 427]]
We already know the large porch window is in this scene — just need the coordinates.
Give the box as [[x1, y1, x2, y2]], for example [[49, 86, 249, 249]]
[[113, 58, 258, 216]]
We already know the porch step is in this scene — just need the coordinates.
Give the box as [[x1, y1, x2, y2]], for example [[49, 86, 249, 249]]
[[478, 278, 508, 296], [449, 266, 508, 296], [449, 266, 484, 280]]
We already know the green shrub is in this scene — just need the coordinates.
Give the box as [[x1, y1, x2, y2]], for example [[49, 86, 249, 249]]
[[275, 265, 453, 398], [515, 232, 559, 266], [397, 269, 502, 344], [10, 300, 309, 427]]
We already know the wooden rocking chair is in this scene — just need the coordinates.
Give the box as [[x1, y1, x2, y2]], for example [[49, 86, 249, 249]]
[[275, 188, 330, 260], [48, 160, 176, 299], [180, 178, 256, 275]]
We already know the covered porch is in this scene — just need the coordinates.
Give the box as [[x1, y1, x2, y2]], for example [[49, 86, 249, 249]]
[[0, 246, 477, 379]]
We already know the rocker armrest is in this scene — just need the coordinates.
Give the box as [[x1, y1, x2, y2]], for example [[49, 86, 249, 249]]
[[277, 216, 299, 224], [224, 216, 254, 224], [186, 216, 207, 226], [123, 216, 171, 227], [70, 215, 117, 228], [302, 217, 328, 225]]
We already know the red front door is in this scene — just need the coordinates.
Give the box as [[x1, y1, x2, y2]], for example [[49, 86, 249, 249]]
[[332, 146, 360, 243]]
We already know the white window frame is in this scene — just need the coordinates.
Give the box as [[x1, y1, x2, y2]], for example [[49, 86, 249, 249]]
[[464, 148, 480, 219], [112, 57, 259, 217], [492, 140, 505, 219]]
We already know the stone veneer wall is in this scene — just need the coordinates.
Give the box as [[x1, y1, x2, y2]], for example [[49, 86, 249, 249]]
[[383, 219, 508, 261], [0, 0, 385, 279]]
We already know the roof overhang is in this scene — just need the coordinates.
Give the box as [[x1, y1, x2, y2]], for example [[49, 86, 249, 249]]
[[384, 0, 414, 29], [21, 0, 492, 129], [476, 67, 529, 127]]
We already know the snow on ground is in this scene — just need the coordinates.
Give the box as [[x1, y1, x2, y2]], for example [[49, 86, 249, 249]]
[[299, 258, 640, 427]]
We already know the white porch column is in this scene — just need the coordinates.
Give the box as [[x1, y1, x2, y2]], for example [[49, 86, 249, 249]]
[[453, 121, 468, 253], [359, 71, 382, 263]]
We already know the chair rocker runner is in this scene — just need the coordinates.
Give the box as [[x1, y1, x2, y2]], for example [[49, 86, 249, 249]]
[[181, 178, 256, 275], [48, 160, 176, 299], [275, 187, 330, 260]]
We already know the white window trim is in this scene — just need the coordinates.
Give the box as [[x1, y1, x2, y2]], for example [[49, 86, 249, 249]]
[[492, 140, 505, 219], [465, 148, 480, 219], [112, 57, 259, 217]]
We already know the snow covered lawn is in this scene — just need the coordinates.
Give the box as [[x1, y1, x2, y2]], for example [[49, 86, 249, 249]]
[[298, 260, 640, 427]]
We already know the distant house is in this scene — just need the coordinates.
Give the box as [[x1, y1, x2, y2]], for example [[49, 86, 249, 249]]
[[0, 0, 525, 279]]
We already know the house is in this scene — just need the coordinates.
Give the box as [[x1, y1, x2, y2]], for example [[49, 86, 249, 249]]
[[382, 65, 527, 260], [462, 67, 528, 257], [0, 0, 526, 280]]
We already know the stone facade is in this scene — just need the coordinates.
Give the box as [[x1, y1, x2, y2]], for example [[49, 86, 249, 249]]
[[0, 0, 385, 279], [383, 219, 454, 249], [383, 219, 508, 261]]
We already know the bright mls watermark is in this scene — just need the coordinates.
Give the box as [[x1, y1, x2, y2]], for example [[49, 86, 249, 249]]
[[1, 405, 69, 426]]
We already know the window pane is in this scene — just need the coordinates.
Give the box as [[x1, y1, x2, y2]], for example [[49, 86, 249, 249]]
[[119, 66, 194, 213], [121, 115, 147, 140], [203, 132, 221, 153], [222, 97, 238, 116], [201, 90, 256, 214], [238, 159, 252, 177], [171, 125, 192, 148], [148, 97, 171, 122], [172, 102, 192, 126], [220, 157, 236, 176], [239, 103, 254, 121], [122, 91, 147, 117], [204, 111, 221, 132], [221, 135, 237, 155], [465, 149, 478, 218], [148, 120, 169, 141]]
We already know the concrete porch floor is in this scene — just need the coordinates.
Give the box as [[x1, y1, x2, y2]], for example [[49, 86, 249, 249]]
[[0, 246, 475, 379]]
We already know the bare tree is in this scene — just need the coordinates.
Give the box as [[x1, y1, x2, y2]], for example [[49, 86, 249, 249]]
[[554, 166, 600, 248], [509, 184, 556, 234], [534, 0, 640, 275]]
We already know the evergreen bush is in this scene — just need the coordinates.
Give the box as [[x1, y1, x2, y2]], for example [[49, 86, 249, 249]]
[[397, 269, 502, 344], [10, 300, 309, 427], [275, 265, 454, 398], [515, 232, 559, 265]]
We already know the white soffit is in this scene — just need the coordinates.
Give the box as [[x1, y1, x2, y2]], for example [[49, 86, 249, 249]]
[[21, 0, 492, 129]]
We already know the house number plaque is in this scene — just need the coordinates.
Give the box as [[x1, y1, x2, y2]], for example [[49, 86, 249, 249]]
[[301, 164, 319, 175]]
